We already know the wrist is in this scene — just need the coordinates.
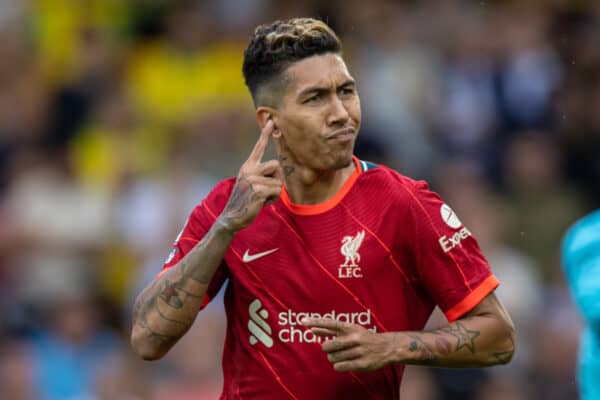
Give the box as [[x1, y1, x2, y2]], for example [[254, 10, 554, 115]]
[[214, 216, 239, 236], [382, 332, 404, 366]]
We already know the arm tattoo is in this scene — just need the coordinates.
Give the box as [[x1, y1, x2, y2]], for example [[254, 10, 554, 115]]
[[132, 291, 180, 345], [438, 322, 481, 353], [159, 281, 184, 309], [178, 227, 223, 284], [132, 220, 234, 355], [407, 334, 435, 363], [493, 331, 515, 363], [400, 311, 510, 367], [400, 321, 482, 366], [434, 337, 453, 355], [158, 279, 203, 309], [226, 177, 254, 212]]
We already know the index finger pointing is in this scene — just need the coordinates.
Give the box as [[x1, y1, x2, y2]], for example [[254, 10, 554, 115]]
[[248, 119, 274, 164], [301, 318, 349, 332]]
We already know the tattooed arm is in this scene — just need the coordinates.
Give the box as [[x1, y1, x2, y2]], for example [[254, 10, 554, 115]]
[[131, 120, 282, 361], [397, 293, 515, 368], [302, 292, 515, 371], [130, 220, 234, 360]]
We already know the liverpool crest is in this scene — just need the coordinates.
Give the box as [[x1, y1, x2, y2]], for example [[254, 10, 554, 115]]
[[339, 230, 365, 278]]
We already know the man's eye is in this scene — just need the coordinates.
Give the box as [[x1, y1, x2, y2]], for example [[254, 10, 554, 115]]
[[304, 94, 320, 103], [340, 87, 354, 96]]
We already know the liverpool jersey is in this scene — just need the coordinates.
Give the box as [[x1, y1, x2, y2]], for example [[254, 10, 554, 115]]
[[160, 156, 499, 399]]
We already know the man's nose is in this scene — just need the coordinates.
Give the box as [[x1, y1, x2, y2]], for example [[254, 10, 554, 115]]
[[327, 95, 350, 126]]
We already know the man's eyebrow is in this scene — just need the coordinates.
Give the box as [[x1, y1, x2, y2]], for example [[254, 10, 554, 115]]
[[298, 85, 329, 98], [297, 79, 356, 98]]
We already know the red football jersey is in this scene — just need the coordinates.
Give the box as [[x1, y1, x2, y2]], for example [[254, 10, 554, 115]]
[[160, 156, 499, 400]]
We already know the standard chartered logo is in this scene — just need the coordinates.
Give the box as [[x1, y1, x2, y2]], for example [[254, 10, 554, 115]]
[[278, 309, 376, 344], [247, 299, 376, 347], [248, 299, 273, 348]]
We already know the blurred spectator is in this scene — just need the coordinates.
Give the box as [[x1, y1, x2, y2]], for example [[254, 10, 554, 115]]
[[353, 3, 440, 177], [5, 150, 111, 308], [0, 339, 34, 400], [152, 309, 226, 400], [530, 282, 581, 400], [502, 133, 589, 282], [125, 2, 251, 126], [94, 351, 151, 400], [28, 295, 121, 400], [434, 10, 500, 171], [496, 6, 561, 131]]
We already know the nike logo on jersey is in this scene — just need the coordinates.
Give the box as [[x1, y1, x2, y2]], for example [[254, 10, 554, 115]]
[[243, 248, 279, 262]]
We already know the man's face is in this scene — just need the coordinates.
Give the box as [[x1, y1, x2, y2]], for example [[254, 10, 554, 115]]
[[274, 53, 361, 171]]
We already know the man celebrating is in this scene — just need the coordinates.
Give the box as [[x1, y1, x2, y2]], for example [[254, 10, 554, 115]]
[[131, 18, 515, 399]]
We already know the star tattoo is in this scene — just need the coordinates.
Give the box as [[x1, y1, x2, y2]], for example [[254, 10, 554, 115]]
[[443, 322, 480, 353]]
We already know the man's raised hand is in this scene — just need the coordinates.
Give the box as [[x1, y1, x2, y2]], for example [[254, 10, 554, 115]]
[[218, 120, 283, 232]]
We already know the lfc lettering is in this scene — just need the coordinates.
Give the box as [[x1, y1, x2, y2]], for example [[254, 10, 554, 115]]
[[338, 265, 363, 278]]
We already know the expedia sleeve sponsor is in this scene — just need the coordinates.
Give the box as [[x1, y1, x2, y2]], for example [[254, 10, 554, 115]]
[[436, 203, 472, 253], [438, 226, 472, 253], [398, 182, 496, 320]]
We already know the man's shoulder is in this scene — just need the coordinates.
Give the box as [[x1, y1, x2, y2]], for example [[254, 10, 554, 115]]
[[356, 159, 430, 194]]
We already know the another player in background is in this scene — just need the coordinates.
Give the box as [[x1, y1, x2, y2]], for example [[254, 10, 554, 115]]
[[131, 18, 515, 399], [562, 209, 600, 400]]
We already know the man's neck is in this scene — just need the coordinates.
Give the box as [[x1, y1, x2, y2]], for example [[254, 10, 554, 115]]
[[283, 161, 356, 205]]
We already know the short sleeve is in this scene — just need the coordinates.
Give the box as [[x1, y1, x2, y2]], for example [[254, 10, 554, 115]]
[[158, 179, 235, 309], [405, 181, 499, 321]]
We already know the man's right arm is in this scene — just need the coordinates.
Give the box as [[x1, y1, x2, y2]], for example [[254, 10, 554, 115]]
[[130, 219, 234, 360], [131, 120, 281, 360]]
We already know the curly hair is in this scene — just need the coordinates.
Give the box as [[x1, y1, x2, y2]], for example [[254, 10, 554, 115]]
[[242, 18, 342, 106]]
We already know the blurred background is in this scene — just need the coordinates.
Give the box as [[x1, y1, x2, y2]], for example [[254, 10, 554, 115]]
[[0, 0, 598, 399]]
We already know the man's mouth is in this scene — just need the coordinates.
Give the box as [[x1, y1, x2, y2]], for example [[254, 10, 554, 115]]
[[326, 127, 356, 142]]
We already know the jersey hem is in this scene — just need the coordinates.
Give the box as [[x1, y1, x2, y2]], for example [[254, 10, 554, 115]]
[[444, 275, 500, 322]]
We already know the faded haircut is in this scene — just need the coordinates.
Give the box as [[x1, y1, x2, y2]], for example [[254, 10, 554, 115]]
[[242, 18, 342, 107]]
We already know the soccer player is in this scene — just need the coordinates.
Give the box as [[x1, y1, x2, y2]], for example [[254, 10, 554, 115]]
[[562, 209, 600, 400], [131, 18, 515, 399]]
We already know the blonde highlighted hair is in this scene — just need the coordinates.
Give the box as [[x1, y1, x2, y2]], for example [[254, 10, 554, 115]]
[[242, 18, 342, 105]]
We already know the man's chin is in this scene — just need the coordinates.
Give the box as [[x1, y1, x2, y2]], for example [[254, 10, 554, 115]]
[[332, 154, 354, 170]]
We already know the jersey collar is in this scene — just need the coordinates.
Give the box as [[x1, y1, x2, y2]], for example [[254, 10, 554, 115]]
[[280, 156, 361, 216]]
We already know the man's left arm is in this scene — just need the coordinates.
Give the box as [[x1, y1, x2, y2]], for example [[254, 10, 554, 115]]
[[302, 292, 515, 372]]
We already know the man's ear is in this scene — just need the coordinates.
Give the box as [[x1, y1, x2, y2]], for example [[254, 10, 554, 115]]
[[256, 107, 281, 138]]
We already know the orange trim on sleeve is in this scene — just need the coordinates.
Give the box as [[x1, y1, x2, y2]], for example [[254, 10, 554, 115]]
[[444, 275, 500, 322], [280, 156, 361, 215]]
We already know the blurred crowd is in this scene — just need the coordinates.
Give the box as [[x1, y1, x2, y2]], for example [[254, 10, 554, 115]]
[[0, 0, 598, 399]]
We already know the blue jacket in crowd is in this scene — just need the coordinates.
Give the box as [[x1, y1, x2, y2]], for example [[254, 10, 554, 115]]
[[562, 209, 600, 400]]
